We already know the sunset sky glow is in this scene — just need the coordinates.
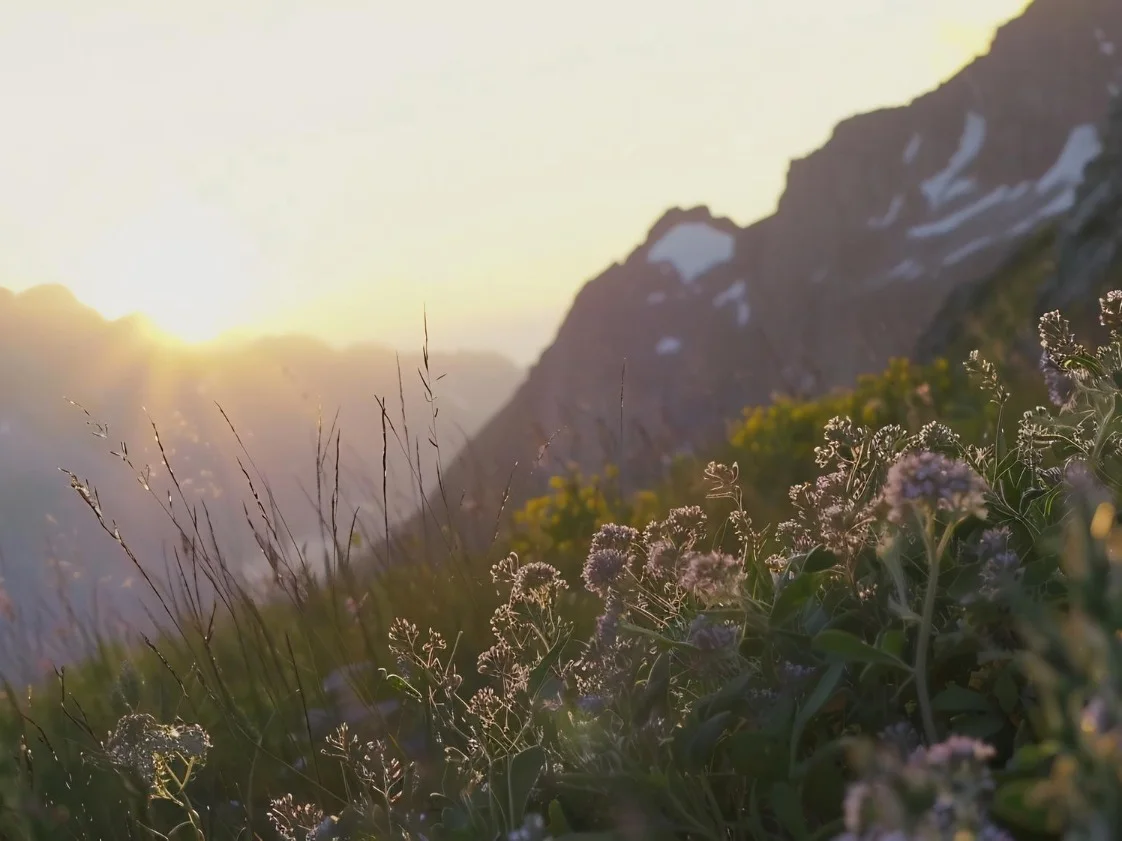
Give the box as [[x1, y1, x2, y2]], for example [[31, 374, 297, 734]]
[[0, 0, 1031, 362]]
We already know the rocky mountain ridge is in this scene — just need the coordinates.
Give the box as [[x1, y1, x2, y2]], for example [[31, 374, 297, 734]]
[[422, 0, 1122, 548]]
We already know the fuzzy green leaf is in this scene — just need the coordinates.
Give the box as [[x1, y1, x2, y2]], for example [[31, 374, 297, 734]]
[[811, 629, 912, 671], [931, 685, 996, 714], [771, 573, 823, 628]]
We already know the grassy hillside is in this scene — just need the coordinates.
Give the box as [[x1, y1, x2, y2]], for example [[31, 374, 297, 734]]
[[4, 238, 1122, 838]]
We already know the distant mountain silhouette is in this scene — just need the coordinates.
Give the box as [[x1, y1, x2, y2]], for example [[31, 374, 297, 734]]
[[416, 0, 1122, 550], [0, 284, 521, 677]]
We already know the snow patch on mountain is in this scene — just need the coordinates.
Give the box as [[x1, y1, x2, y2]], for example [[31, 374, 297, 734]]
[[655, 336, 682, 355], [869, 195, 905, 229], [904, 133, 922, 165], [646, 223, 735, 284], [1096, 28, 1116, 56], [888, 259, 925, 282], [943, 236, 995, 266], [909, 184, 1017, 239], [1036, 124, 1103, 195], [712, 280, 750, 326], [921, 112, 987, 210]]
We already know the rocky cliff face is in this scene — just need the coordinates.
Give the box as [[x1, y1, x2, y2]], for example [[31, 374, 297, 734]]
[[422, 0, 1122, 548]]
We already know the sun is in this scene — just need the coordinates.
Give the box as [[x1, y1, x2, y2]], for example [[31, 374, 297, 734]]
[[71, 198, 265, 344]]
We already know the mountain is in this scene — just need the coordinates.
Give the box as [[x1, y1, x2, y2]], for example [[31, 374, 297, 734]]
[[915, 92, 1122, 372], [0, 284, 521, 676], [417, 0, 1122, 549]]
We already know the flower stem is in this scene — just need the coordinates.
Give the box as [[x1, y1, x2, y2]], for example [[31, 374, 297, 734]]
[[915, 514, 950, 745]]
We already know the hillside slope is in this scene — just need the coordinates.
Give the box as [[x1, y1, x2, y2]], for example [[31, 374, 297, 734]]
[[419, 0, 1122, 549]]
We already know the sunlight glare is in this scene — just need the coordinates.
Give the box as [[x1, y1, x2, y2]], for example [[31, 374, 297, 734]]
[[71, 199, 265, 344]]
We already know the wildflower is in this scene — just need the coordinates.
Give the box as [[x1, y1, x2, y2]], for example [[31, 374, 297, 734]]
[[643, 538, 681, 579], [268, 793, 326, 841], [478, 640, 519, 678], [1101, 289, 1122, 335], [815, 416, 862, 467], [703, 461, 740, 499], [778, 661, 817, 684], [964, 350, 1010, 404], [513, 561, 566, 605], [878, 721, 921, 758], [783, 468, 879, 556], [467, 687, 509, 728], [103, 713, 211, 789], [387, 617, 420, 658], [686, 615, 738, 652], [582, 548, 628, 597], [678, 550, 743, 604], [1038, 309, 1085, 366], [491, 552, 521, 584], [871, 424, 908, 460], [881, 451, 988, 525], [593, 600, 622, 648], [589, 523, 640, 555], [661, 505, 709, 546], [1016, 409, 1055, 470], [1064, 459, 1112, 506], [917, 734, 996, 767], [834, 735, 1009, 841], [1040, 351, 1078, 410], [764, 554, 789, 575], [910, 421, 961, 455], [973, 527, 1022, 601]]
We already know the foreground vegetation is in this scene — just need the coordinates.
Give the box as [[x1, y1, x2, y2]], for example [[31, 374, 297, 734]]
[[8, 292, 1122, 838]]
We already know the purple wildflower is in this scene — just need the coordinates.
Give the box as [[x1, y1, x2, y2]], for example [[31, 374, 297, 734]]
[[686, 615, 738, 652], [882, 451, 988, 525], [582, 548, 628, 597], [678, 550, 743, 603]]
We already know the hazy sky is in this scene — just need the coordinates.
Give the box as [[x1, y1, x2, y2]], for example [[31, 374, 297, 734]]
[[0, 0, 1031, 364]]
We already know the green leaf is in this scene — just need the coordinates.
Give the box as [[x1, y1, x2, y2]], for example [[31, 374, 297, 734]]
[[771, 572, 823, 628], [632, 652, 671, 726], [547, 799, 573, 836], [1004, 740, 1061, 774], [377, 669, 423, 702], [992, 668, 1019, 716], [952, 712, 1006, 741], [695, 667, 755, 721], [686, 711, 733, 768], [931, 685, 996, 714], [727, 731, 787, 781], [789, 662, 846, 769], [811, 629, 911, 671], [992, 779, 1064, 834], [528, 630, 571, 699], [803, 545, 840, 574], [619, 622, 697, 651], [507, 745, 546, 827], [770, 781, 809, 841], [877, 628, 906, 660]]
